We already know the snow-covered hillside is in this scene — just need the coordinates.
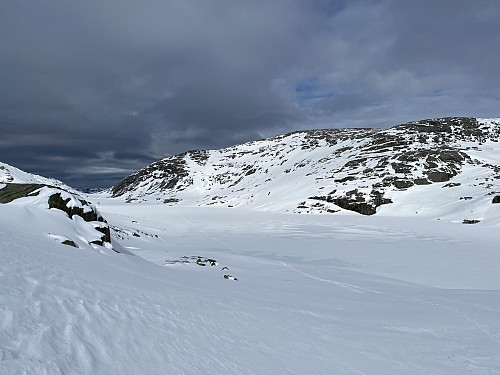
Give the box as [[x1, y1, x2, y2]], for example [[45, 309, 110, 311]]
[[0, 162, 77, 192], [110, 117, 500, 222]]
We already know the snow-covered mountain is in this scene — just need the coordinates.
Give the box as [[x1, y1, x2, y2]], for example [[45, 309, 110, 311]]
[[111, 117, 500, 221]]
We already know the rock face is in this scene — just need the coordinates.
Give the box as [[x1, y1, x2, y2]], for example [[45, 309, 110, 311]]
[[0, 183, 47, 203], [112, 154, 190, 197], [48, 193, 105, 222], [111, 117, 500, 215]]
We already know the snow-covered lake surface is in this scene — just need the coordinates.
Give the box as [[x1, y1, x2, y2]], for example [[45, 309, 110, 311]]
[[1, 199, 500, 374]]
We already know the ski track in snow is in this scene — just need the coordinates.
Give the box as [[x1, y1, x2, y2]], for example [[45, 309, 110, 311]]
[[280, 261, 500, 348], [280, 261, 383, 294], [99, 203, 500, 373], [170, 207, 235, 252]]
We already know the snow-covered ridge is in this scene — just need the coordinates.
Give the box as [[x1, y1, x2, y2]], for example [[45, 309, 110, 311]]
[[110, 117, 500, 220], [0, 161, 78, 193]]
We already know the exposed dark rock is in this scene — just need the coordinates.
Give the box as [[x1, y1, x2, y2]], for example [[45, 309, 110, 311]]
[[62, 240, 78, 248], [397, 118, 455, 133], [0, 183, 46, 204], [48, 192, 112, 248], [414, 178, 431, 185], [334, 146, 353, 154], [112, 154, 189, 197], [331, 197, 378, 215], [438, 150, 466, 163], [393, 179, 414, 189], [187, 149, 209, 166], [95, 226, 111, 243], [363, 133, 407, 153], [165, 256, 218, 267], [334, 176, 356, 183], [426, 171, 452, 183], [48, 193, 104, 222], [163, 198, 180, 204], [391, 163, 412, 174], [492, 195, 500, 203], [195, 257, 217, 266], [443, 183, 461, 188], [362, 168, 374, 174], [425, 155, 439, 169], [374, 176, 396, 188], [344, 158, 367, 168], [462, 219, 481, 224], [309, 189, 392, 215], [370, 190, 393, 207]]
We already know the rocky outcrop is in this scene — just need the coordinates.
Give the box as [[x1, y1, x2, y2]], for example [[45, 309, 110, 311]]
[[0, 183, 47, 203], [111, 154, 190, 197], [0, 184, 113, 249], [48, 192, 111, 247], [48, 193, 105, 222]]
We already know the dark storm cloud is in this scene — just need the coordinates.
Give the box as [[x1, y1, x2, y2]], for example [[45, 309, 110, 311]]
[[1, 0, 499, 187]]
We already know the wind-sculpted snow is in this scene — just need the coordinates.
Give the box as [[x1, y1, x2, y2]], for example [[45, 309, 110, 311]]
[[2, 201, 500, 374], [0, 184, 113, 250], [111, 117, 500, 218]]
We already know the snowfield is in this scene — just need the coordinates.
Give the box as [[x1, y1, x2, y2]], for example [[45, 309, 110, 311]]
[[1, 196, 500, 374]]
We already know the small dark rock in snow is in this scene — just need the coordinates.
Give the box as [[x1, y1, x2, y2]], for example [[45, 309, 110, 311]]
[[62, 239, 78, 248], [462, 219, 481, 224]]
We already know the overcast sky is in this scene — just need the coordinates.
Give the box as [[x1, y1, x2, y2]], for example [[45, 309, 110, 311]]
[[1, 0, 499, 188]]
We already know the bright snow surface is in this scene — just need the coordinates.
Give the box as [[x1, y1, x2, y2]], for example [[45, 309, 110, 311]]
[[1, 196, 500, 374]]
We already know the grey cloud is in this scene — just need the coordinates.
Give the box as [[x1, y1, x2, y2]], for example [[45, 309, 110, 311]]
[[1, 0, 499, 187]]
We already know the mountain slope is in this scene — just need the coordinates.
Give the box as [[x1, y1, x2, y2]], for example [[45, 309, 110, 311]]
[[110, 117, 500, 220], [0, 162, 77, 191]]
